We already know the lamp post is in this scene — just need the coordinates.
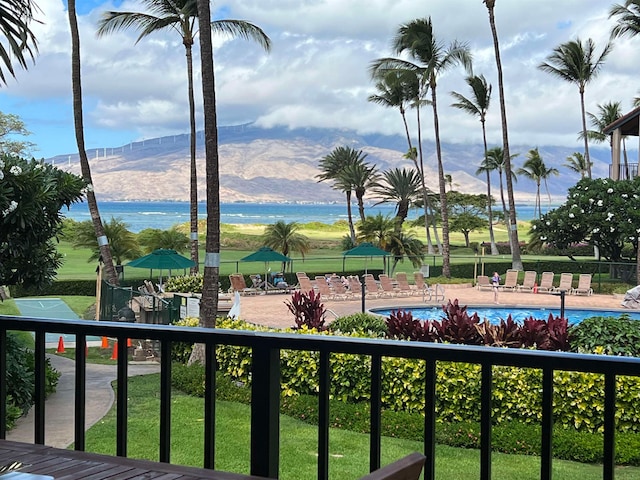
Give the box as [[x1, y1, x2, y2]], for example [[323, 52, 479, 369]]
[[552, 289, 566, 319]]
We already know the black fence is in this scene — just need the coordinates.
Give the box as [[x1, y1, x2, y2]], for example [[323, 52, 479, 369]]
[[2, 315, 640, 479]]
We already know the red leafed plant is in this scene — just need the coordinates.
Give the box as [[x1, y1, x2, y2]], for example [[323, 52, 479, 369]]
[[432, 299, 483, 345], [386, 309, 437, 342], [286, 289, 327, 331], [521, 314, 569, 351]]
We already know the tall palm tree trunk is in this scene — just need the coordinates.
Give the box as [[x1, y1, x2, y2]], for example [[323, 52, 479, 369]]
[[345, 191, 356, 243], [430, 86, 451, 278], [536, 181, 541, 219], [68, 0, 118, 287], [196, 0, 220, 333], [186, 43, 200, 274], [486, 1, 523, 270], [481, 121, 499, 255], [579, 88, 592, 178], [415, 107, 440, 254]]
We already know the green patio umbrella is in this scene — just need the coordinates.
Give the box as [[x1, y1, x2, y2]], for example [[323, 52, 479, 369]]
[[343, 242, 389, 274], [241, 247, 291, 290], [127, 248, 196, 285]]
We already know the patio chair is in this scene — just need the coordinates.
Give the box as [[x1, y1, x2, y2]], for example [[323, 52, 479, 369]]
[[330, 276, 353, 300], [229, 274, 260, 296], [358, 452, 426, 480], [572, 274, 593, 296], [379, 274, 408, 297], [501, 269, 519, 292], [517, 270, 537, 293], [554, 273, 574, 293], [536, 271, 555, 293], [364, 274, 384, 298], [476, 275, 493, 291], [395, 272, 417, 296], [297, 274, 315, 294]]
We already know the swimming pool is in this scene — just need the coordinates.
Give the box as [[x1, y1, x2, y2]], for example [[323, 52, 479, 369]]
[[370, 306, 640, 325]]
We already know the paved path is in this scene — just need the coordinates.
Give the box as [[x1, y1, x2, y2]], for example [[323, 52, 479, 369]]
[[6, 354, 160, 448]]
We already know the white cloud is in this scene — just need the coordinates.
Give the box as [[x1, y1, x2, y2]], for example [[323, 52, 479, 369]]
[[0, 0, 638, 158]]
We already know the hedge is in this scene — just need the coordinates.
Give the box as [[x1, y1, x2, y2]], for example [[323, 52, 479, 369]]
[[210, 317, 640, 434]]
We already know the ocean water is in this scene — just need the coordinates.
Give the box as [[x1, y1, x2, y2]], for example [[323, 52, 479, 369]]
[[62, 201, 540, 233]]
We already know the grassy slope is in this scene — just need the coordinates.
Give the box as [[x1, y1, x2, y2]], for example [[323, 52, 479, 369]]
[[82, 374, 640, 480]]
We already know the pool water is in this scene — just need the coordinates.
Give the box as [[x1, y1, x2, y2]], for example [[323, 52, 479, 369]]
[[370, 306, 640, 326]]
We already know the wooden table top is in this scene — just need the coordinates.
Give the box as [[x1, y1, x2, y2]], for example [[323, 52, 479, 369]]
[[0, 440, 271, 480]]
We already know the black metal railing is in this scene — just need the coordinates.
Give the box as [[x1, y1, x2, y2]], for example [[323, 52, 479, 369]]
[[2, 315, 640, 480], [610, 162, 639, 180]]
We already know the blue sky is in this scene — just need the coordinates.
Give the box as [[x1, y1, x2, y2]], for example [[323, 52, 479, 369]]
[[1, 0, 638, 159]]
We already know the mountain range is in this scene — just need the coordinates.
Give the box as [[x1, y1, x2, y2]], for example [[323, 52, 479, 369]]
[[45, 123, 618, 204]]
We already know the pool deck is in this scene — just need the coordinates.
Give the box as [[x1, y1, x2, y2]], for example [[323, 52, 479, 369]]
[[237, 283, 631, 329]]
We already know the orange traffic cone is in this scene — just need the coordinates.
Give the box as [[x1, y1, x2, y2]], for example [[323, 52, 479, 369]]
[[57, 336, 65, 354], [127, 338, 132, 347], [101, 336, 109, 348], [110, 341, 118, 360]]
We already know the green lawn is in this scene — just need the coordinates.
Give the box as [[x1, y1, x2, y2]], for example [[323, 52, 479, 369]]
[[81, 374, 640, 480]]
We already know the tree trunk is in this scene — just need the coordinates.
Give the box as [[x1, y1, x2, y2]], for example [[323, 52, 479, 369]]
[[346, 191, 356, 244], [406, 106, 435, 254], [579, 88, 592, 179], [430, 83, 451, 278], [185, 43, 199, 274], [486, 2, 523, 270], [67, 0, 118, 287], [190, 0, 221, 365], [482, 120, 499, 255]]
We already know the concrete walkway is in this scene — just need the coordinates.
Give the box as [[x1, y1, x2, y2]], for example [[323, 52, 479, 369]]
[[6, 354, 160, 448]]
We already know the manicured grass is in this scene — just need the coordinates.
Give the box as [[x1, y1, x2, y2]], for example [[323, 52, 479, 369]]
[[82, 374, 640, 480], [0, 298, 20, 316]]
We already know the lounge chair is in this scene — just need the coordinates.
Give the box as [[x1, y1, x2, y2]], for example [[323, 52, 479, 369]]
[[536, 271, 555, 293], [330, 276, 353, 300], [363, 274, 384, 298], [517, 270, 537, 293], [501, 269, 519, 292], [572, 274, 593, 296], [476, 275, 493, 291], [379, 274, 404, 297], [358, 452, 426, 480], [554, 273, 574, 293], [229, 274, 260, 296], [395, 272, 416, 296], [297, 274, 315, 294]]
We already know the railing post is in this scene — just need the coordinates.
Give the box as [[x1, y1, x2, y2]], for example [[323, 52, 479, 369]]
[[424, 359, 436, 480], [34, 331, 46, 444], [74, 334, 87, 451], [369, 354, 382, 472], [317, 350, 330, 480], [0, 328, 6, 438], [251, 343, 280, 478], [540, 366, 553, 480], [480, 363, 492, 480], [603, 373, 616, 480]]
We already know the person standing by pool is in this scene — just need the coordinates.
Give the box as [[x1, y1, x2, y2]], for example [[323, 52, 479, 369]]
[[492, 271, 501, 304]]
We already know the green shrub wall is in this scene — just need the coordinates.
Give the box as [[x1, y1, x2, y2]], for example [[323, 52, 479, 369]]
[[212, 318, 640, 434]]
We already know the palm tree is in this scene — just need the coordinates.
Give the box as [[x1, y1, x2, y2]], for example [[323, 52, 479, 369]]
[[194, 0, 220, 336], [372, 17, 472, 278], [68, 0, 119, 286], [387, 231, 425, 275], [72, 218, 142, 266], [482, 147, 518, 238], [262, 221, 310, 267], [610, 0, 640, 38], [137, 228, 190, 253], [451, 74, 498, 255], [0, 0, 38, 84], [583, 101, 627, 177], [368, 67, 438, 254], [483, 0, 523, 270], [564, 152, 591, 179], [317, 146, 370, 243], [97, 0, 271, 274], [357, 213, 396, 250], [371, 168, 421, 234], [538, 38, 612, 178], [339, 161, 378, 223], [516, 148, 559, 219]]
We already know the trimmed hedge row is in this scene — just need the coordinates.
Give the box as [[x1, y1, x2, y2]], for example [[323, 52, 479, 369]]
[[171, 362, 640, 465], [210, 317, 640, 434]]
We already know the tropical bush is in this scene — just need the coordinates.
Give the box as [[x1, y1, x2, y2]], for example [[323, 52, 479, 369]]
[[6, 332, 60, 430], [205, 316, 640, 434], [328, 313, 387, 337], [569, 315, 640, 356], [164, 274, 203, 293]]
